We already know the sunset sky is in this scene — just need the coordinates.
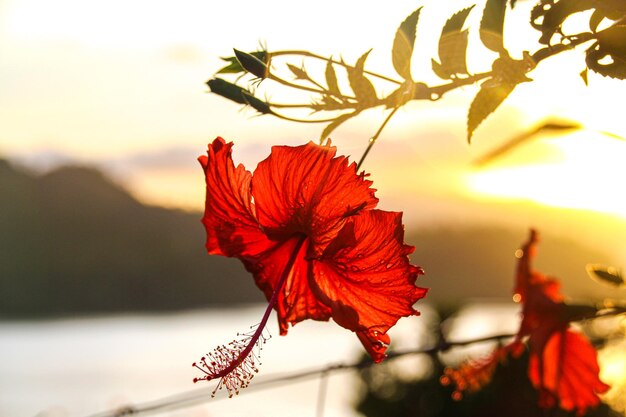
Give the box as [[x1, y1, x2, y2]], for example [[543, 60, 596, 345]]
[[3, 4, 626, 413], [2, 0, 626, 260]]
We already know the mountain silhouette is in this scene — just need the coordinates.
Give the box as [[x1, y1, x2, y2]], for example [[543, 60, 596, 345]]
[[0, 159, 264, 318], [0, 159, 613, 318]]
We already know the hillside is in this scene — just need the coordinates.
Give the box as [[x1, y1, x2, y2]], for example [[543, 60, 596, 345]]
[[0, 159, 613, 318], [0, 159, 264, 318]]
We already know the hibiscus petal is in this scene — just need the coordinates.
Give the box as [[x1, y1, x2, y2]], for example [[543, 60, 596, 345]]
[[528, 329, 610, 415], [199, 137, 273, 258], [251, 141, 378, 256], [311, 209, 426, 361], [244, 236, 332, 335], [357, 330, 391, 363], [515, 229, 563, 304]]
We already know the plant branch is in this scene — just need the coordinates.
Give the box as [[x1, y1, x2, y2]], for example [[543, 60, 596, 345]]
[[272, 111, 339, 124], [270, 50, 403, 85], [268, 73, 328, 95], [356, 106, 400, 171]]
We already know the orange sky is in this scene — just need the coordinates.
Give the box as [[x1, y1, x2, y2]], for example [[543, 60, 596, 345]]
[[2, 0, 626, 262]]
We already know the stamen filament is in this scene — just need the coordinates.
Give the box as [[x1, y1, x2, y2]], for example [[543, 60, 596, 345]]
[[193, 236, 307, 397]]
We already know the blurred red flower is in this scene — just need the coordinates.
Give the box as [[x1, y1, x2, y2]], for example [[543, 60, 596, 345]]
[[444, 229, 609, 415], [194, 137, 426, 395], [515, 230, 609, 414]]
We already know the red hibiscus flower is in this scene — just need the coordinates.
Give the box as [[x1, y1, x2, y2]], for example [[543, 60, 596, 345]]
[[193, 137, 426, 396], [444, 229, 609, 415], [515, 229, 609, 414]]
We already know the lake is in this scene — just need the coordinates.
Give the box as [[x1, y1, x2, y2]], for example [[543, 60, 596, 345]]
[[0, 303, 521, 417]]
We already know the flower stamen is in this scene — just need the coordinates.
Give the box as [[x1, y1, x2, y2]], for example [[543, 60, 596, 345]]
[[192, 237, 306, 397]]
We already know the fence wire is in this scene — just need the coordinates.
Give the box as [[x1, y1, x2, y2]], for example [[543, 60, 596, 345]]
[[85, 332, 517, 417]]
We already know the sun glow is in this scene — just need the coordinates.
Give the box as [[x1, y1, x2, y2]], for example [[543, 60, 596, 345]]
[[467, 131, 626, 218]]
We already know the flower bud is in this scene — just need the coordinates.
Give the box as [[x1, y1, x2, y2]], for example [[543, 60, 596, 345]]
[[207, 78, 273, 115], [234, 49, 269, 79], [216, 51, 269, 75]]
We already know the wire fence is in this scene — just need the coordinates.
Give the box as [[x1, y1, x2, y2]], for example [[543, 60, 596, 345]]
[[85, 332, 518, 417]]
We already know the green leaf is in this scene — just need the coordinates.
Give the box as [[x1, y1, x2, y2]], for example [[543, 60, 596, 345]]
[[467, 81, 516, 142], [480, 0, 507, 53], [431, 6, 475, 79], [586, 25, 626, 79], [234, 49, 269, 79], [346, 51, 378, 104], [287, 63, 309, 80], [319, 112, 358, 142], [391, 7, 422, 79], [586, 264, 624, 286], [325, 60, 341, 97]]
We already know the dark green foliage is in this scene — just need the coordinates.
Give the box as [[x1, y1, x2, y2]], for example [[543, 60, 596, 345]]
[[431, 6, 474, 80], [0, 160, 264, 319], [392, 7, 422, 80]]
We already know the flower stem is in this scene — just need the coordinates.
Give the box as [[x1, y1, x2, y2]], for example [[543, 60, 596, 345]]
[[356, 106, 400, 171]]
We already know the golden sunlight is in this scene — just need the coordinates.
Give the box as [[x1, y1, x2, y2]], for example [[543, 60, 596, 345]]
[[467, 131, 626, 218], [598, 340, 626, 414]]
